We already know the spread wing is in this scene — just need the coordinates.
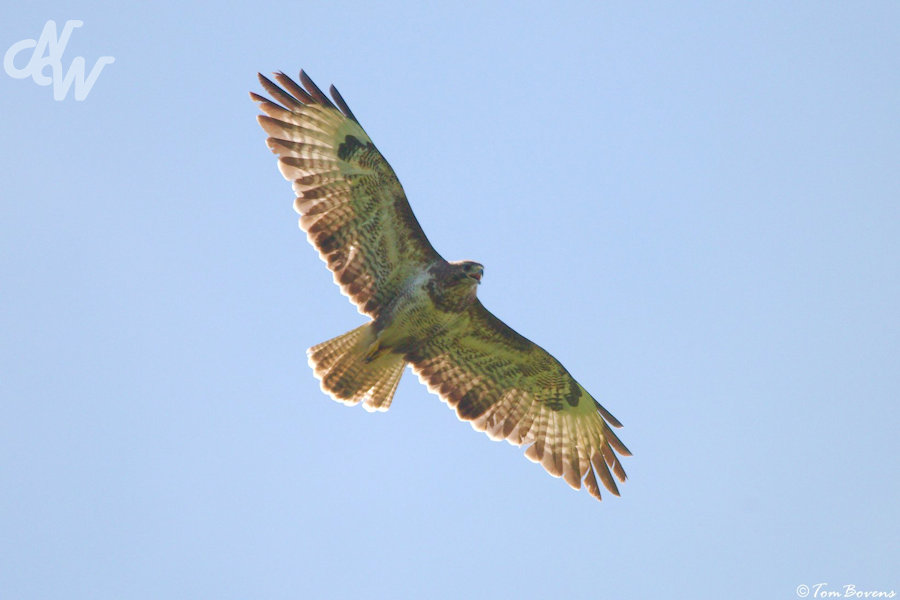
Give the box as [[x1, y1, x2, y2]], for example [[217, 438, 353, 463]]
[[252, 71, 442, 317], [406, 300, 631, 501]]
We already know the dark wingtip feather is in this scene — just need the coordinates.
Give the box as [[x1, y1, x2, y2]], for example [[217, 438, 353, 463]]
[[591, 453, 619, 497], [595, 400, 623, 428], [256, 69, 358, 123], [257, 73, 304, 110], [256, 72, 277, 92], [329, 84, 358, 122], [605, 427, 632, 456], [274, 71, 313, 104], [299, 69, 338, 110]]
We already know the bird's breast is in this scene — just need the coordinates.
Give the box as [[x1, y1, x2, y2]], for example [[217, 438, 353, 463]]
[[373, 272, 464, 353]]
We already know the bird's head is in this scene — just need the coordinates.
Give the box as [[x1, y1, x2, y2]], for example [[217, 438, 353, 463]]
[[429, 260, 484, 311], [453, 260, 484, 286]]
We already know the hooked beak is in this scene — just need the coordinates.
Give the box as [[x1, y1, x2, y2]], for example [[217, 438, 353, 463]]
[[468, 267, 483, 284]]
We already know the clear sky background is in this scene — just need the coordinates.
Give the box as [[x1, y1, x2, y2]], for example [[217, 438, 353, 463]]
[[2, 2, 897, 598]]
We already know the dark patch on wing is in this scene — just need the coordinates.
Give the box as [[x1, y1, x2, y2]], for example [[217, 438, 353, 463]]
[[545, 399, 565, 412], [564, 383, 581, 407], [457, 387, 494, 420], [337, 134, 365, 161]]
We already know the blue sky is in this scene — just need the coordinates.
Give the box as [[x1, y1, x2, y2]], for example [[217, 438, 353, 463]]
[[2, 2, 898, 598]]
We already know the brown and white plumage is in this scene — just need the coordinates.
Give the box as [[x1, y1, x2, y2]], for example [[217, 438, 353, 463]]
[[406, 301, 630, 498], [252, 70, 631, 501], [253, 71, 439, 317]]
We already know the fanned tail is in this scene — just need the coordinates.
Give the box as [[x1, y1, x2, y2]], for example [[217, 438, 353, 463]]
[[307, 323, 406, 412]]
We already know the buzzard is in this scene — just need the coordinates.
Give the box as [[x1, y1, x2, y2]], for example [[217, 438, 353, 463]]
[[252, 71, 630, 501]]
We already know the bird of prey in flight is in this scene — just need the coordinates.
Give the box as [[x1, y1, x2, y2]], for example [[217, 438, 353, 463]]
[[252, 70, 630, 501]]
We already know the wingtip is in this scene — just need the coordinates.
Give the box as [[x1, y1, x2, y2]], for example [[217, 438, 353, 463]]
[[594, 399, 624, 428], [329, 83, 359, 122], [298, 69, 337, 109], [298, 69, 312, 89]]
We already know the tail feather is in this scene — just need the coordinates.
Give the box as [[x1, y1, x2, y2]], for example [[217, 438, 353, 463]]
[[307, 323, 406, 412]]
